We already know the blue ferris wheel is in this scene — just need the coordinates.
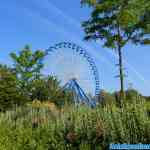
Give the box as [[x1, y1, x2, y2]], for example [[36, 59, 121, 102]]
[[43, 42, 100, 107]]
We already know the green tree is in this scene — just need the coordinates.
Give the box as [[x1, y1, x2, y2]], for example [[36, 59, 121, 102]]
[[81, 0, 150, 101], [0, 64, 26, 111], [10, 45, 46, 97], [30, 76, 73, 107], [30, 76, 60, 101]]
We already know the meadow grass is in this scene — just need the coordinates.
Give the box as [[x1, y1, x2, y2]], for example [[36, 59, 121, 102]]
[[0, 100, 149, 150]]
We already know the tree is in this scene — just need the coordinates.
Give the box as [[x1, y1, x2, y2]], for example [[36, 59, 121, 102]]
[[30, 76, 73, 107], [30, 76, 60, 101], [81, 0, 150, 101], [10, 45, 46, 97], [0, 64, 26, 111]]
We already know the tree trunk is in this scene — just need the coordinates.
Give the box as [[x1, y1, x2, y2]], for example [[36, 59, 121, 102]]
[[118, 46, 124, 102]]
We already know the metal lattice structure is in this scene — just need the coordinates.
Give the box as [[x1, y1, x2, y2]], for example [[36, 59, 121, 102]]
[[63, 78, 96, 107], [45, 42, 100, 106]]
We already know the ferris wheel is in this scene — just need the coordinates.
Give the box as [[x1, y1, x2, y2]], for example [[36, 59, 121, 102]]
[[43, 42, 100, 104]]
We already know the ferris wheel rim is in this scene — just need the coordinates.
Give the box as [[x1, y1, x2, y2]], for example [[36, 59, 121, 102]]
[[45, 42, 100, 97]]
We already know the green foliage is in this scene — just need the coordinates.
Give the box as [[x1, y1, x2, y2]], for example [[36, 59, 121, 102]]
[[98, 88, 146, 107], [30, 76, 57, 101], [0, 65, 27, 111], [10, 45, 46, 97], [30, 76, 73, 107], [81, 0, 150, 47], [0, 98, 149, 150], [125, 89, 142, 102]]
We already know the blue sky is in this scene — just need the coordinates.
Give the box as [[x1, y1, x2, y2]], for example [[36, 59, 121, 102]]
[[0, 0, 150, 96]]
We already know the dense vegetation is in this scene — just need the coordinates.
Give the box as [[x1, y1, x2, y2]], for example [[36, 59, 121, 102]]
[[0, 99, 149, 150], [0, 45, 73, 112]]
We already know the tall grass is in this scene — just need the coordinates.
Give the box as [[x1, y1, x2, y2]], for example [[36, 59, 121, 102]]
[[0, 100, 149, 150]]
